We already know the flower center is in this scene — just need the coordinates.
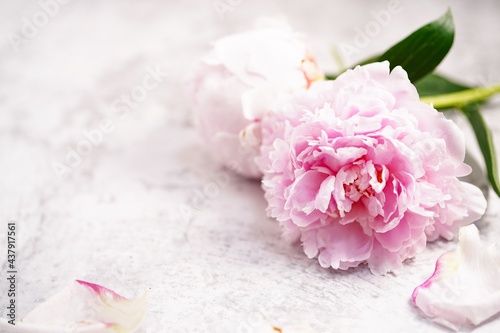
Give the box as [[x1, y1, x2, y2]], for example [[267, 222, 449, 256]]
[[301, 50, 323, 88], [342, 166, 374, 201], [334, 160, 387, 218]]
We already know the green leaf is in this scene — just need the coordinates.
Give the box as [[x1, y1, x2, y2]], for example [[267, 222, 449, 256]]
[[326, 10, 455, 82], [415, 73, 470, 97], [460, 104, 500, 197], [378, 9, 455, 82]]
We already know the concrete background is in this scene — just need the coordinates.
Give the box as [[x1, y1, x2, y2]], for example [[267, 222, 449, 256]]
[[0, 1, 499, 332]]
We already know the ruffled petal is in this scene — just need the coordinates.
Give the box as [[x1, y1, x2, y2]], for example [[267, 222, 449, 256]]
[[302, 222, 373, 269]]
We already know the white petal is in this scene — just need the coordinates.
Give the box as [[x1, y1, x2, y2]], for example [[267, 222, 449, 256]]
[[412, 225, 500, 330], [0, 280, 148, 333], [213, 29, 307, 88]]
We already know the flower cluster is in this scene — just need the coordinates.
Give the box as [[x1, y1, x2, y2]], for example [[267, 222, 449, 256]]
[[189, 24, 487, 275], [186, 14, 500, 330]]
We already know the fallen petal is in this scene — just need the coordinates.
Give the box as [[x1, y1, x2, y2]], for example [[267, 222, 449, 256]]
[[412, 224, 500, 330], [0, 280, 148, 333]]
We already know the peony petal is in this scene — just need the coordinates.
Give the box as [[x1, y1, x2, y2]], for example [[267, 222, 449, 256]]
[[0, 280, 148, 333], [412, 225, 500, 330], [366, 241, 405, 275], [374, 217, 411, 253], [314, 175, 335, 213], [285, 170, 328, 216], [213, 131, 262, 178], [214, 29, 307, 88], [307, 222, 373, 269], [425, 180, 487, 242]]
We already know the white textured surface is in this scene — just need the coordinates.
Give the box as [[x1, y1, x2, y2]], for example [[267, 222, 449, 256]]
[[0, 1, 500, 332]]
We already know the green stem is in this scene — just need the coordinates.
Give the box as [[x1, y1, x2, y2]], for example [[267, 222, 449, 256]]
[[420, 84, 500, 109], [330, 46, 346, 74]]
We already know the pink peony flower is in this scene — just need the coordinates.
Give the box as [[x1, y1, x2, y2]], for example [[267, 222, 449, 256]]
[[257, 61, 487, 275], [188, 20, 322, 178]]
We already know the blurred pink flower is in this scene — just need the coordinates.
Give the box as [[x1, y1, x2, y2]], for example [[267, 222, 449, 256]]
[[188, 20, 322, 178], [257, 61, 487, 275]]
